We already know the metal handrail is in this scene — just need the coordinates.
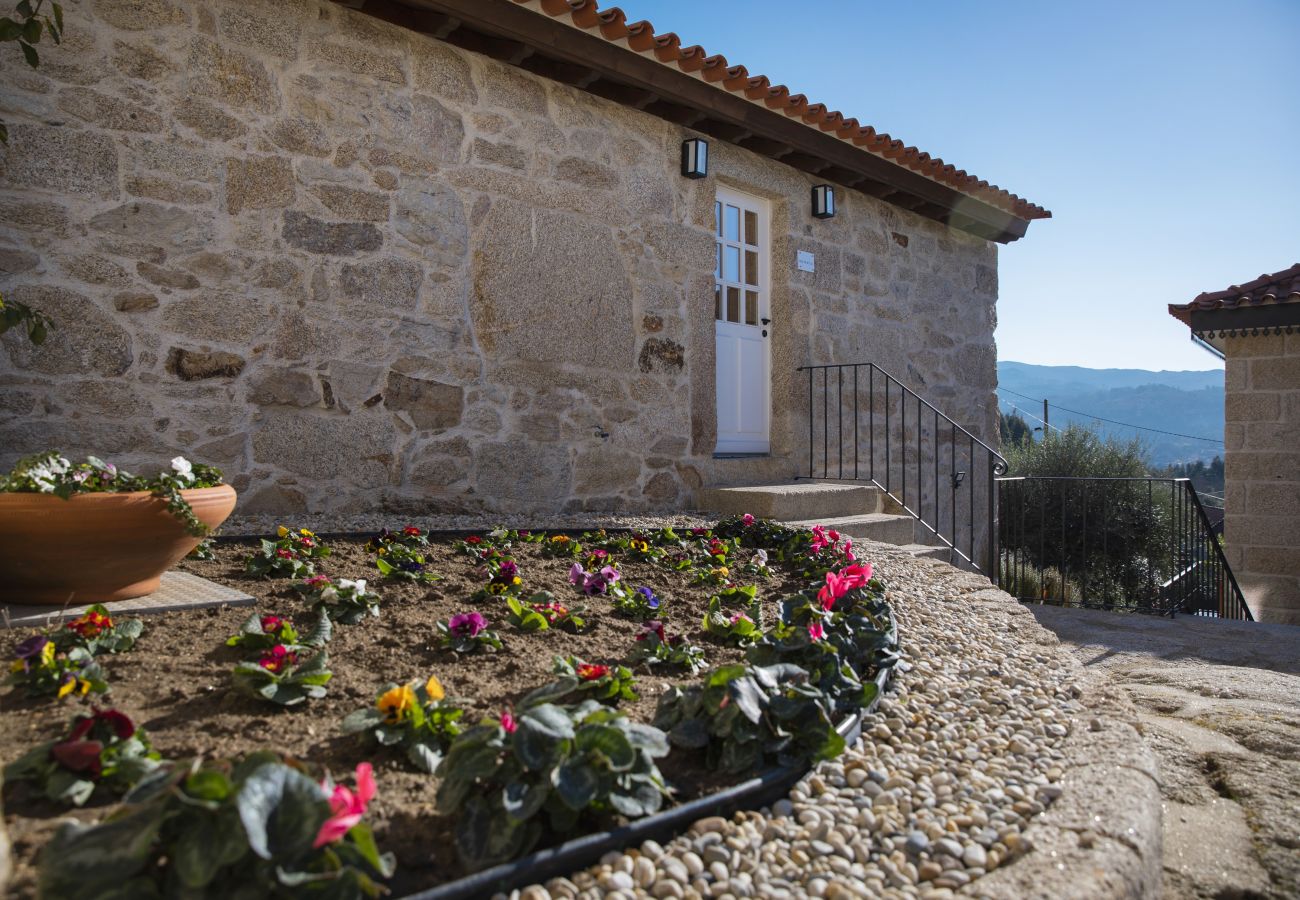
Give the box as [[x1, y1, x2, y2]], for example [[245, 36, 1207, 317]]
[[995, 475, 1253, 621], [796, 362, 1006, 575]]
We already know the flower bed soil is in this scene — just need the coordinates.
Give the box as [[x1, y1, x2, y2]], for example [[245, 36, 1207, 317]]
[[0, 530, 813, 899]]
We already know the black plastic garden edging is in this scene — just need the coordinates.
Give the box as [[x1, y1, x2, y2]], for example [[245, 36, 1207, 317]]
[[401, 663, 894, 900]]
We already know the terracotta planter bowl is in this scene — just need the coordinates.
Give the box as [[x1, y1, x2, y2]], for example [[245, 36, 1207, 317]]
[[0, 485, 237, 606]]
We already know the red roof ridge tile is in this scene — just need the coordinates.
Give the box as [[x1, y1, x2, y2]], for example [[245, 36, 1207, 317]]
[[1168, 263, 1300, 325], [510, 0, 1049, 221]]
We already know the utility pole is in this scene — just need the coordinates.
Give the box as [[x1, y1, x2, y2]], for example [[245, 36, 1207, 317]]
[[1043, 398, 1049, 435]]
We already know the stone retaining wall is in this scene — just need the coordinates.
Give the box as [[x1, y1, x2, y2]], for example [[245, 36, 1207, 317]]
[[0, 0, 1001, 515]]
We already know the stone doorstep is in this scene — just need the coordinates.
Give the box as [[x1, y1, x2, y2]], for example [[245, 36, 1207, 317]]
[[785, 512, 919, 546], [694, 482, 887, 521], [1, 572, 254, 629]]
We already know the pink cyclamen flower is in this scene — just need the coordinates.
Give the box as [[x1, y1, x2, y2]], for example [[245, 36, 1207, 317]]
[[840, 563, 872, 587], [501, 710, 518, 733], [313, 763, 377, 848], [742, 514, 755, 527], [808, 621, 826, 641]]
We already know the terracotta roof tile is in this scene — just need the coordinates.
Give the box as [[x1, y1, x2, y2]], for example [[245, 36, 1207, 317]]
[[509, 0, 1049, 221], [1168, 263, 1300, 326]]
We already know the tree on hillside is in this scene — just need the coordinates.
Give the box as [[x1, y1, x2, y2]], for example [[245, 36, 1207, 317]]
[[1000, 424, 1169, 608], [998, 411, 1033, 449]]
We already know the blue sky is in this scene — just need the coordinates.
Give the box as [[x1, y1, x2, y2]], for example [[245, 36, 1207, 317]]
[[630, 0, 1299, 372]]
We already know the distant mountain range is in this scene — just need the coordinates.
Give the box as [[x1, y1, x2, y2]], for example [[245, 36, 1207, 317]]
[[996, 362, 1225, 466]]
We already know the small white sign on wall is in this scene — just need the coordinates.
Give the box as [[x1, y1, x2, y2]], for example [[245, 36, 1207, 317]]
[[796, 250, 815, 273]]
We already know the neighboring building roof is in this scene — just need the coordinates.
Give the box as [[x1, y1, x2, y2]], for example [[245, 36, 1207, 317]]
[[1168, 263, 1300, 327], [364, 0, 1049, 242], [518, 1, 1050, 224]]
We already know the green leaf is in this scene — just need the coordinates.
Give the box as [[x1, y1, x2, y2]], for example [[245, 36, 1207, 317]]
[[554, 758, 599, 811], [576, 725, 635, 772], [235, 763, 327, 861], [184, 768, 231, 802], [501, 780, 547, 823], [21, 16, 40, 42], [172, 814, 226, 888], [303, 608, 332, 648], [341, 707, 382, 734], [668, 718, 710, 749], [53, 3, 64, 33], [0, 19, 21, 42], [19, 39, 37, 67], [407, 742, 443, 775], [38, 805, 161, 898], [730, 675, 765, 724], [519, 704, 575, 741]]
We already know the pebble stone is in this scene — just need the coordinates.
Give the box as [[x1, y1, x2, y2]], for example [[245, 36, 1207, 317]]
[[499, 535, 1081, 899]]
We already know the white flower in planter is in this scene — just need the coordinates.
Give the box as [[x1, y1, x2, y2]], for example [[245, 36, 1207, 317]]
[[170, 456, 194, 484]]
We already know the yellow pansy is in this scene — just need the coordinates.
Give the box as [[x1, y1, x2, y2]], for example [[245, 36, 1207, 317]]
[[9, 659, 24, 674], [40, 641, 55, 666], [300, 528, 314, 537], [378, 685, 416, 724], [550, 535, 569, 544], [57, 677, 75, 699], [716, 567, 730, 578], [425, 675, 445, 702], [511, 577, 521, 586], [277, 525, 289, 537]]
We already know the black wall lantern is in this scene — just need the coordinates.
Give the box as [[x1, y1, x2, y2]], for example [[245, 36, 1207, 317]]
[[812, 184, 835, 219], [681, 138, 708, 179]]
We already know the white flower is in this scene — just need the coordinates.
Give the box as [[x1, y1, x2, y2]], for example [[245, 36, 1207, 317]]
[[753, 549, 768, 566], [47, 455, 71, 476], [338, 578, 367, 596], [170, 456, 194, 483], [28, 464, 58, 493], [320, 585, 339, 603]]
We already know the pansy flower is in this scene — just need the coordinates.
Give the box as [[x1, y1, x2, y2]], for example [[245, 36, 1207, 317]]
[[402, 526, 422, 537], [12, 636, 54, 674], [742, 513, 755, 527], [636, 620, 668, 644], [425, 674, 445, 701], [636, 586, 660, 610], [465, 535, 482, 545], [500, 710, 517, 734], [448, 612, 487, 638], [377, 685, 416, 724]]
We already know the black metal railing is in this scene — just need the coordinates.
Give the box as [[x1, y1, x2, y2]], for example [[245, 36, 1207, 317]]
[[797, 363, 1008, 575], [996, 476, 1253, 620]]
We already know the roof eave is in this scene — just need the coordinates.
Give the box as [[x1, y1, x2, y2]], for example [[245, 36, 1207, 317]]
[[357, 0, 1044, 243]]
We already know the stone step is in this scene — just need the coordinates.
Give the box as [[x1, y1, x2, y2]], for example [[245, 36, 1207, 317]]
[[896, 543, 953, 561], [785, 513, 918, 546], [694, 482, 885, 521]]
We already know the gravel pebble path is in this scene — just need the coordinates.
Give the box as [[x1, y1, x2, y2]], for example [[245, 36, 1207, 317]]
[[499, 543, 1158, 900]]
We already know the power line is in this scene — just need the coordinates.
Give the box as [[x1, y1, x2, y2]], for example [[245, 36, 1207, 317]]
[[996, 387, 1223, 445], [1006, 403, 1064, 434]]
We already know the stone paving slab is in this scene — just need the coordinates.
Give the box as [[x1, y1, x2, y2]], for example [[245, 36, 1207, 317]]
[[1030, 604, 1300, 900], [1, 572, 254, 629]]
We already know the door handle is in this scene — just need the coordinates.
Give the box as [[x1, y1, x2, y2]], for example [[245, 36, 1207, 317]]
[[761, 318, 771, 325]]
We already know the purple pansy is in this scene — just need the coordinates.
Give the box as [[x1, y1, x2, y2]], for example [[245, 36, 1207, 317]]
[[448, 612, 487, 638]]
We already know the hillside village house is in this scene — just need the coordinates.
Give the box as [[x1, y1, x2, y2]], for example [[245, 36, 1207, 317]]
[[0, 0, 1048, 519], [1169, 263, 1300, 625]]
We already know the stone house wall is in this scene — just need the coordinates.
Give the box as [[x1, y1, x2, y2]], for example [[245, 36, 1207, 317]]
[[0, 0, 1001, 517], [1222, 333, 1300, 624]]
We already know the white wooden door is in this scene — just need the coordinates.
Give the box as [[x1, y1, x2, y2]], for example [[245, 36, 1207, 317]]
[[714, 187, 771, 454]]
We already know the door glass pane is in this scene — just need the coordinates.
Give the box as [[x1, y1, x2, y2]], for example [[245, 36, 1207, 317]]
[[744, 250, 758, 286], [744, 210, 758, 246], [715, 284, 722, 320], [715, 244, 721, 279], [715, 201, 722, 236], [724, 205, 740, 242], [745, 291, 758, 325], [726, 286, 740, 322], [723, 246, 740, 283]]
